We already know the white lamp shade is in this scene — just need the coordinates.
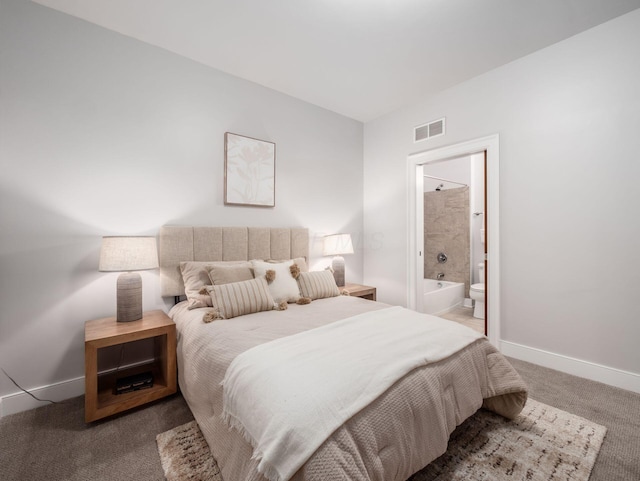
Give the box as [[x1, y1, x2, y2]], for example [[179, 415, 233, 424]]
[[323, 234, 354, 256], [99, 236, 159, 272]]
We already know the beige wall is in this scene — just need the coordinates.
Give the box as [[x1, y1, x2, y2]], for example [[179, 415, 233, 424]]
[[0, 0, 364, 413], [364, 9, 640, 389]]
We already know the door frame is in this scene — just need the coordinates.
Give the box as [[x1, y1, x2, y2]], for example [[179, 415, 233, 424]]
[[407, 134, 500, 346]]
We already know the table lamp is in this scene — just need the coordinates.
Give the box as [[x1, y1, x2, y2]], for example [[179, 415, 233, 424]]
[[99, 236, 159, 322], [323, 233, 354, 287]]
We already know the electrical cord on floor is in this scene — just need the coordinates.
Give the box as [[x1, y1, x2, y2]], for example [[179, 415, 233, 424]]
[[1, 368, 59, 404], [2, 346, 128, 408]]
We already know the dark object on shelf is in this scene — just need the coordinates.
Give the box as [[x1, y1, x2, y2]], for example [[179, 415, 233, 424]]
[[114, 371, 154, 395]]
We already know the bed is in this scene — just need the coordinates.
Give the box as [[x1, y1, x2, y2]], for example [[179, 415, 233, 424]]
[[159, 225, 528, 481]]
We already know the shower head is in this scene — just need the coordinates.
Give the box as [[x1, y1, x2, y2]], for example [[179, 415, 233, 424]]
[[435, 184, 443, 191]]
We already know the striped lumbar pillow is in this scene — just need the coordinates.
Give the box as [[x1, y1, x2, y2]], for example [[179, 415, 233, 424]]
[[206, 277, 275, 320], [297, 270, 340, 300]]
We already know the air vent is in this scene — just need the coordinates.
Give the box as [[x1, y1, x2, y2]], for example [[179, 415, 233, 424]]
[[414, 118, 446, 142]]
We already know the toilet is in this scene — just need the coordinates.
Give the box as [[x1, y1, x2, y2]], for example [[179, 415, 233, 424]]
[[469, 262, 485, 319]]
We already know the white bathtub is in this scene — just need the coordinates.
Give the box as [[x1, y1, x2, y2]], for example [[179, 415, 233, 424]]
[[422, 279, 465, 315]]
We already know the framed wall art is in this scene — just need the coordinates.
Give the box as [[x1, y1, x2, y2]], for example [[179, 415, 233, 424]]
[[224, 132, 276, 207]]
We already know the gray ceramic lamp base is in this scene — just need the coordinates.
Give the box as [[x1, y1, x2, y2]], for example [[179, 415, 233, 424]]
[[331, 256, 346, 287], [116, 272, 143, 322]]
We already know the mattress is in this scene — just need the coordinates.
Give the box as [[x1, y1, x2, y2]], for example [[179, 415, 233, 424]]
[[170, 295, 527, 481]]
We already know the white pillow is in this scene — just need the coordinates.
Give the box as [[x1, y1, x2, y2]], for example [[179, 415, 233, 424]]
[[267, 257, 309, 273], [251, 259, 300, 304]]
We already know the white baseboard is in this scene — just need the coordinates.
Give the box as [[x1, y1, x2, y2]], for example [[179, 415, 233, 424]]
[[500, 340, 640, 394], [3, 343, 638, 417], [0, 358, 159, 418], [0, 376, 85, 418]]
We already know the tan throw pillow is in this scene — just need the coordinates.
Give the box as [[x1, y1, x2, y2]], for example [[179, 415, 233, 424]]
[[297, 270, 340, 300], [252, 259, 300, 304], [180, 261, 252, 310], [205, 277, 275, 320], [207, 265, 254, 285]]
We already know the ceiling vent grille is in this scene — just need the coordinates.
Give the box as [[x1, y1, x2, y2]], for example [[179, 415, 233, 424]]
[[414, 118, 445, 142]]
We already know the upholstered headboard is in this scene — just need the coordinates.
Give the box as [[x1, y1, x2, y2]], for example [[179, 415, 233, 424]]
[[158, 226, 309, 297]]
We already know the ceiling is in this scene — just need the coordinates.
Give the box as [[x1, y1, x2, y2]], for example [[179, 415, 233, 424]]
[[32, 0, 640, 122]]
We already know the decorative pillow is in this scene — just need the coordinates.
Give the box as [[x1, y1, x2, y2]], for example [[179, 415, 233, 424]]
[[251, 259, 300, 304], [267, 257, 309, 273], [207, 265, 254, 286], [297, 270, 340, 300], [205, 277, 275, 320], [180, 261, 252, 310], [186, 291, 213, 310]]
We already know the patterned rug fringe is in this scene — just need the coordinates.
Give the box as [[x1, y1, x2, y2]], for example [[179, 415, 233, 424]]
[[156, 420, 223, 481]]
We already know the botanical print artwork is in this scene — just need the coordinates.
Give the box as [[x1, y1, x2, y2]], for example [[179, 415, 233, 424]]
[[224, 133, 275, 207]]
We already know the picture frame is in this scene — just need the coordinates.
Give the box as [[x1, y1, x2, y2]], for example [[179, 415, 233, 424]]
[[224, 132, 276, 207]]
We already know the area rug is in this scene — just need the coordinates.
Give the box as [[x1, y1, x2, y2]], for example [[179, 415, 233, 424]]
[[156, 420, 223, 481], [156, 399, 606, 481]]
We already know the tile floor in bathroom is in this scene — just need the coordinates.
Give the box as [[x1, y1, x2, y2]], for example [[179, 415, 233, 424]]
[[438, 306, 485, 334]]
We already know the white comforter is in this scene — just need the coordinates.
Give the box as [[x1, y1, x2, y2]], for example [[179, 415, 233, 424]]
[[170, 295, 527, 481], [222, 306, 483, 481]]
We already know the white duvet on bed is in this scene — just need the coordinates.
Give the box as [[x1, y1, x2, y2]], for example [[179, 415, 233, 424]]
[[222, 306, 483, 481], [170, 295, 528, 481]]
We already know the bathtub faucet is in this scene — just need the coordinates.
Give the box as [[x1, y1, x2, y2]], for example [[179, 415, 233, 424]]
[[436, 273, 445, 280]]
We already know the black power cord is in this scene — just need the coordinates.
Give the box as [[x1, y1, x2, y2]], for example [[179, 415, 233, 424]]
[[1, 368, 58, 404], [2, 345, 129, 407]]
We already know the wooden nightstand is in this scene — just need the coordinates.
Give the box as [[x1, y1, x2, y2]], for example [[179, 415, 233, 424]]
[[84, 310, 177, 422], [341, 283, 377, 301]]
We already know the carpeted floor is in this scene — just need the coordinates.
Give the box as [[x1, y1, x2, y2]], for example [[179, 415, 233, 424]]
[[1, 358, 639, 481]]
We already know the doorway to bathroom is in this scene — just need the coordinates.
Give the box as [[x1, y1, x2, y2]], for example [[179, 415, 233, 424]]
[[423, 153, 484, 333], [407, 135, 500, 346]]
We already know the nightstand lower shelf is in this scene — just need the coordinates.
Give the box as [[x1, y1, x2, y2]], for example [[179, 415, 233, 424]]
[[94, 362, 170, 415]]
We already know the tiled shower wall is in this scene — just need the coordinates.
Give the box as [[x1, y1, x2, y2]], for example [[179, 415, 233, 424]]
[[424, 187, 470, 295]]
